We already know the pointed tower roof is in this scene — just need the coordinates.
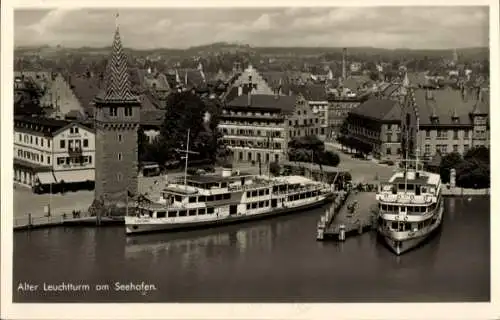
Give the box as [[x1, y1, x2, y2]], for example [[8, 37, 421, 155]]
[[96, 13, 138, 103]]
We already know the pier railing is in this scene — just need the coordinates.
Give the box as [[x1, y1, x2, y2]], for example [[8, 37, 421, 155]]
[[13, 212, 90, 229]]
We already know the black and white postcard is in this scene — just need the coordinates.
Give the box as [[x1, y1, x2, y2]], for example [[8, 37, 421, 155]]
[[1, 1, 498, 319]]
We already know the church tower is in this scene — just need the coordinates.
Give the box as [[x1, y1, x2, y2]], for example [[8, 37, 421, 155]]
[[92, 14, 141, 214]]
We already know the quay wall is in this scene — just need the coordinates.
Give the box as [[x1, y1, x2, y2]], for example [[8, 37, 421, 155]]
[[442, 187, 490, 196]]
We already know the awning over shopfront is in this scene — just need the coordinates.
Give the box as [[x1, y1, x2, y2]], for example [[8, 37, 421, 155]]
[[36, 172, 57, 185], [54, 169, 95, 183]]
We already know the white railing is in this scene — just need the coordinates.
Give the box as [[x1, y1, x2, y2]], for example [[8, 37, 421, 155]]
[[376, 192, 435, 204]]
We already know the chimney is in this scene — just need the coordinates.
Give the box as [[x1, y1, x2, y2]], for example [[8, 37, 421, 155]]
[[238, 85, 243, 96]]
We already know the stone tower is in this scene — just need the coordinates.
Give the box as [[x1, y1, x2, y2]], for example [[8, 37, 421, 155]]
[[92, 16, 141, 215]]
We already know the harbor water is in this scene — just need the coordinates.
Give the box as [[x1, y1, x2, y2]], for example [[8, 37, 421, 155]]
[[13, 196, 490, 302]]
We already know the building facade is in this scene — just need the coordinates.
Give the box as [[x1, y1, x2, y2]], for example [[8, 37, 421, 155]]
[[14, 116, 95, 191], [287, 84, 329, 140], [220, 90, 296, 163], [93, 22, 141, 211], [345, 84, 489, 162]]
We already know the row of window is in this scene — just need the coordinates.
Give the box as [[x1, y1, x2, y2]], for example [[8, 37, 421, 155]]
[[17, 133, 51, 148], [170, 193, 232, 203], [109, 107, 134, 117], [59, 139, 89, 149], [222, 110, 275, 117], [380, 204, 428, 213], [56, 156, 92, 166], [289, 127, 325, 138], [220, 120, 284, 127], [154, 207, 216, 218], [428, 129, 471, 140], [246, 200, 270, 210], [387, 218, 434, 232], [289, 118, 324, 127], [236, 151, 280, 162], [380, 203, 437, 213], [246, 189, 270, 198], [287, 191, 320, 201], [221, 128, 282, 138], [224, 139, 282, 150], [17, 149, 51, 164]]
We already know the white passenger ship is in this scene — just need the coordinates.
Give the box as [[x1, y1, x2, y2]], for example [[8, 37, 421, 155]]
[[126, 168, 332, 235], [376, 163, 444, 255]]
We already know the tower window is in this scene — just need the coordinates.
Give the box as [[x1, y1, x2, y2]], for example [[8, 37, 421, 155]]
[[118, 134, 123, 142], [117, 173, 122, 181], [110, 107, 118, 117], [118, 153, 122, 161], [124, 107, 133, 117]]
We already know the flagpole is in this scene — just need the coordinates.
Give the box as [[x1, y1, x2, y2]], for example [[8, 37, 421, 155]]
[[126, 190, 128, 217]]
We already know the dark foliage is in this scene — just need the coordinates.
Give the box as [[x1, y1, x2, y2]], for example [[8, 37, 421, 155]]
[[269, 162, 281, 176], [439, 152, 463, 183], [139, 91, 228, 167], [438, 147, 490, 188]]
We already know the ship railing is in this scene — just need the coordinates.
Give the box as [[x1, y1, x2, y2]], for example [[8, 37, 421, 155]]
[[376, 193, 435, 204]]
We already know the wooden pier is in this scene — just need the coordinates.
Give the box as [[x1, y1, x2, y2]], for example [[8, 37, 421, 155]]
[[317, 191, 378, 241]]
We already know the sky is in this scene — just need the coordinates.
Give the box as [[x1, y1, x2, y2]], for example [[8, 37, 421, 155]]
[[14, 6, 489, 50]]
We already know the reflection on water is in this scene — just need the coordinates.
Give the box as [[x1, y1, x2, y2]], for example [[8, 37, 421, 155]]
[[13, 198, 490, 302], [125, 219, 288, 264]]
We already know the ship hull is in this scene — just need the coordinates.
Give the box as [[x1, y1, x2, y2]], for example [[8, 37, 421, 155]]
[[379, 205, 444, 255], [126, 196, 330, 235]]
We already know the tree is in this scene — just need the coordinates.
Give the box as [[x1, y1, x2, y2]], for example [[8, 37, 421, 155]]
[[154, 91, 226, 166], [439, 152, 463, 183], [455, 146, 490, 189], [269, 162, 281, 176], [320, 150, 340, 167], [464, 146, 489, 164]]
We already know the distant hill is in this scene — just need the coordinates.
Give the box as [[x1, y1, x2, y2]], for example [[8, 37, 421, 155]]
[[14, 43, 489, 61]]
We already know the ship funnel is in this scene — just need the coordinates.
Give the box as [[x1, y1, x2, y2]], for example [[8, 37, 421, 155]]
[[222, 167, 232, 177]]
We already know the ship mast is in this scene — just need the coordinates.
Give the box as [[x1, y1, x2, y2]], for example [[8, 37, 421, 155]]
[[175, 128, 199, 189]]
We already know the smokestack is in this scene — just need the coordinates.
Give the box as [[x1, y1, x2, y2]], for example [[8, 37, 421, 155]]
[[342, 48, 347, 81], [248, 75, 252, 106]]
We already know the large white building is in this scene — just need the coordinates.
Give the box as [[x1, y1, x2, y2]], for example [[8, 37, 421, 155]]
[[14, 116, 95, 193]]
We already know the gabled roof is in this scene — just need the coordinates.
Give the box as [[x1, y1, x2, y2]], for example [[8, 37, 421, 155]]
[[288, 84, 328, 101], [227, 94, 296, 114], [140, 109, 165, 126], [68, 75, 101, 116], [414, 87, 487, 126], [224, 84, 252, 103], [349, 98, 401, 122]]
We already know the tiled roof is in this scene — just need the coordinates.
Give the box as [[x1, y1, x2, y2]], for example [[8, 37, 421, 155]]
[[287, 84, 328, 101], [140, 109, 165, 126], [68, 75, 101, 117], [96, 26, 139, 103], [14, 115, 70, 136], [349, 98, 401, 122], [414, 87, 487, 126], [224, 85, 252, 103], [227, 94, 296, 114], [380, 83, 401, 98]]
